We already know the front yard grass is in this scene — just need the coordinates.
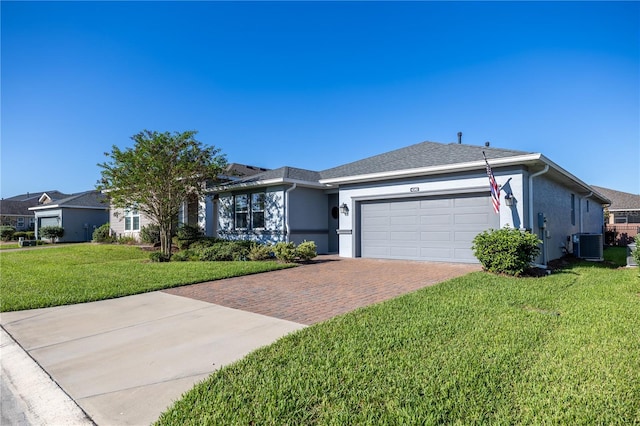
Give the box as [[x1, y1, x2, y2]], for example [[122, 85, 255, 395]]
[[158, 256, 639, 425], [0, 243, 293, 312]]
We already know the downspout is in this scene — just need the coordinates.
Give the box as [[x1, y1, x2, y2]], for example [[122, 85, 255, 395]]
[[284, 183, 297, 243], [528, 165, 549, 267]]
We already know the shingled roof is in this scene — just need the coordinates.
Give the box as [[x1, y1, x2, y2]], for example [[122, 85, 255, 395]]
[[29, 190, 108, 211], [319, 141, 531, 180], [591, 186, 640, 211], [221, 166, 322, 187]]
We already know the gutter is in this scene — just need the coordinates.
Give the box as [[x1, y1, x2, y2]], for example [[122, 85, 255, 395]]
[[284, 183, 297, 243]]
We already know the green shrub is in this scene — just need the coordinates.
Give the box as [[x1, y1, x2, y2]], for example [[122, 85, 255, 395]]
[[39, 226, 64, 243], [247, 243, 274, 261], [273, 242, 296, 263], [117, 235, 138, 245], [26, 231, 35, 240], [92, 223, 114, 243], [13, 231, 28, 240], [189, 238, 220, 251], [0, 226, 15, 241], [472, 226, 541, 276], [633, 235, 640, 266], [140, 224, 161, 245], [171, 249, 199, 262], [149, 251, 170, 262], [198, 241, 249, 262], [296, 240, 317, 262], [175, 224, 204, 249]]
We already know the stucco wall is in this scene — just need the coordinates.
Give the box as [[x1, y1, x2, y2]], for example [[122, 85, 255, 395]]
[[336, 169, 526, 258], [531, 175, 604, 263], [217, 186, 329, 253], [288, 187, 329, 254], [217, 187, 286, 245], [60, 208, 109, 242]]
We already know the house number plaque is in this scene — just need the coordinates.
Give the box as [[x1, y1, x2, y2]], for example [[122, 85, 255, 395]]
[[410, 187, 420, 193]]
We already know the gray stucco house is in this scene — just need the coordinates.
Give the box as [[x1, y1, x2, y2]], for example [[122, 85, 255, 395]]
[[29, 190, 109, 242], [213, 141, 609, 266]]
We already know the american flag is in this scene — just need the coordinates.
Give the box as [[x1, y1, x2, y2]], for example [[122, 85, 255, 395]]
[[483, 151, 500, 214]]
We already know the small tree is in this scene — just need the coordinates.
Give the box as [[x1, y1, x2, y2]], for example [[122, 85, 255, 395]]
[[97, 130, 227, 259], [40, 226, 64, 244], [0, 226, 15, 241]]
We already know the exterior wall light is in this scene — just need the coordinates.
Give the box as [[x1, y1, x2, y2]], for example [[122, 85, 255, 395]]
[[504, 193, 515, 207], [339, 203, 349, 215]]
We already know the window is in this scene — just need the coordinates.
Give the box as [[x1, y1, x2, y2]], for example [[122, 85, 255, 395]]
[[234, 194, 249, 229], [251, 193, 265, 229], [124, 208, 140, 231], [571, 194, 576, 226], [586, 200, 590, 213], [234, 192, 266, 229], [17, 217, 24, 228]]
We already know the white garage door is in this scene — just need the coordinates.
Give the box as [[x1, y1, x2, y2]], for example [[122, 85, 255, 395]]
[[39, 216, 60, 228], [360, 193, 499, 262]]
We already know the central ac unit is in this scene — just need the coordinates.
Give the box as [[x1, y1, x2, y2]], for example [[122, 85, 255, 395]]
[[572, 233, 603, 261]]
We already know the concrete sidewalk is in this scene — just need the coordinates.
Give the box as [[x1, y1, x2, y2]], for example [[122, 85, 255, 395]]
[[1, 292, 305, 425]]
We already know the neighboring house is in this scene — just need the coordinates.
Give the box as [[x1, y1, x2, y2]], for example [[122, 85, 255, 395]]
[[0, 191, 70, 231], [592, 185, 640, 245], [29, 191, 110, 242], [107, 163, 268, 240], [213, 141, 609, 265]]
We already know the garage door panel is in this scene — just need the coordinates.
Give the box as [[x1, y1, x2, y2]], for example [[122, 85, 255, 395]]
[[454, 213, 490, 225], [454, 230, 481, 242], [390, 200, 420, 210], [420, 214, 450, 225], [390, 215, 418, 225], [420, 199, 452, 209], [390, 248, 418, 257], [420, 231, 451, 242], [390, 231, 418, 241], [360, 194, 498, 263]]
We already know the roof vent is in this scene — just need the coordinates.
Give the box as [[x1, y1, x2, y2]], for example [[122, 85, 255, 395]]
[[485, 141, 490, 147], [457, 132, 462, 144]]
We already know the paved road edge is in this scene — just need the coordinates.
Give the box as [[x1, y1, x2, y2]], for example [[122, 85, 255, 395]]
[[1, 327, 94, 425]]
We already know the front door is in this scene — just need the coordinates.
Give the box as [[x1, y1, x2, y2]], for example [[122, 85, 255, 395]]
[[328, 194, 339, 253]]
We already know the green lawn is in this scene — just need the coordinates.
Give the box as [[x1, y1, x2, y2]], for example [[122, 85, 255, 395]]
[[157, 255, 639, 425], [0, 243, 293, 312]]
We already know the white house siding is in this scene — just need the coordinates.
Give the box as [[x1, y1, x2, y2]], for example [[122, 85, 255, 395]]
[[109, 208, 154, 241], [337, 169, 526, 260], [531, 175, 604, 263]]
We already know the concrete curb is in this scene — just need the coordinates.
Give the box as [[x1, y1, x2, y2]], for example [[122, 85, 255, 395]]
[[1, 327, 94, 425]]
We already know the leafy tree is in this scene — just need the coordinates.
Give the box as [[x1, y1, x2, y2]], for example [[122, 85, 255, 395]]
[[39, 226, 64, 243], [97, 130, 227, 258]]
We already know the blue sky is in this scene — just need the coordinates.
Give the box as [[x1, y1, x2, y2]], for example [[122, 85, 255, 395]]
[[2, 1, 639, 198]]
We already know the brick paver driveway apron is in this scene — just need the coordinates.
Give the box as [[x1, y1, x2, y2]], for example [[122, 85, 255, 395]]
[[164, 256, 480, 325]]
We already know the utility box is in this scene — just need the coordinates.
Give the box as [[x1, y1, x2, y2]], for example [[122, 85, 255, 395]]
[[628, 243, 638, 267]]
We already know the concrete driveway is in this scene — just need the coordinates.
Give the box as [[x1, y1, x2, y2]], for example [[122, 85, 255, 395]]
[[1, 256, 478, 425]]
